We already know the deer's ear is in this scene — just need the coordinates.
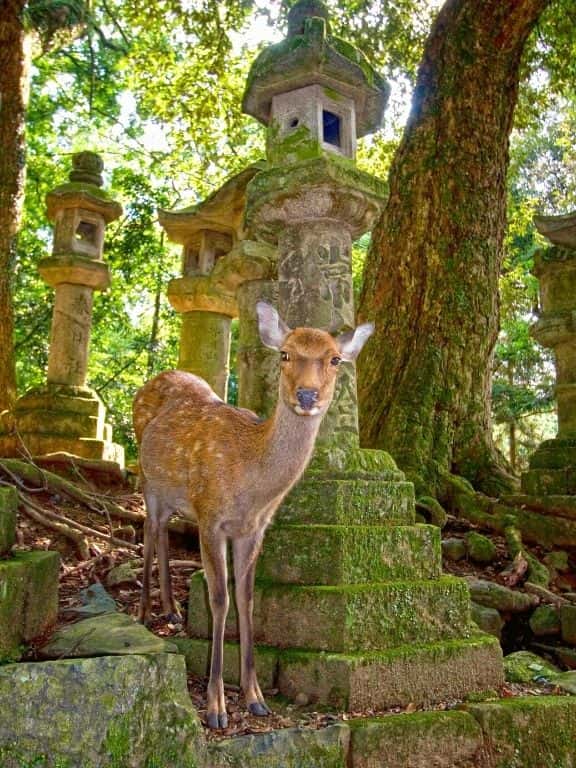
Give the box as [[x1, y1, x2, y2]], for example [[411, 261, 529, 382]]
[[336, 323, 375, 361], [256, 302, 291, 351]]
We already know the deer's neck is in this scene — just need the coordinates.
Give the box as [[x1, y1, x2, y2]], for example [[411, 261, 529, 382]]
[[258, 399, 322, 494]]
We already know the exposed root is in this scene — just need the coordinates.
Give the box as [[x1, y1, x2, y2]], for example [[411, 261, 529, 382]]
[[20, 497, 91, 560]]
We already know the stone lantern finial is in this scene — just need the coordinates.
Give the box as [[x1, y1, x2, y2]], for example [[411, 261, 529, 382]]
[[287, 0, 330, 36], [69, 151, 104, 187]]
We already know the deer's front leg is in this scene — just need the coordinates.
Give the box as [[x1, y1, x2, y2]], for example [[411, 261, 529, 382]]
[[138, 493, 158, 624], [233, 532, 270, 717], [157, 514, 181, 623], [200, 530, 229, 730]]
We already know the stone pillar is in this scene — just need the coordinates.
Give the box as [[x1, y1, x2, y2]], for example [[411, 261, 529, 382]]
[[212, 239, 278, 417], [167, 274, 236, 400], [0, 152, 125, 466], [187, 0, 503, 711], [522, 212, 576, 496]]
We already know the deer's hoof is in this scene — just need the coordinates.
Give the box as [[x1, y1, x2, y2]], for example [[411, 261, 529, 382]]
[[248, 702, 271, 717], [206, 712, 228, 730]]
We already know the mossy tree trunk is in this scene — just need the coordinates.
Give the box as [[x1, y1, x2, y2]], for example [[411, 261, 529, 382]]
[[0, 0, 30, 414], [358, 0, 551, 496]]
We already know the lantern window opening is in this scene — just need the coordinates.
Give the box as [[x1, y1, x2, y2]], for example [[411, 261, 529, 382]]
[[322, 110, 341, 148], [75, 220, 98, 245]]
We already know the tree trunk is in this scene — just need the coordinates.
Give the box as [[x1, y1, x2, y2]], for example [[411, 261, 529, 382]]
[[358, 0, 551, 496], [0, 0, 30, 414]]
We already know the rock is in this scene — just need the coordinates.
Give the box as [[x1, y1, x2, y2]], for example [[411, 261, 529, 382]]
[[106, 561, 140, 588], [471, 602, 503, 639], [543, 550, 570, 573], [0, 653, 205, 767], [111, 525, 136, 543], [294, 691, 310, 706], [465, 532, 497, 564], [503, 651, 560, 684], [0, 486, 17, 557], [551, 670, 576, 695], [526, 554, 551, 588], [560, 604, 576, 645], [529, 605, 561, 637], [38, 612, 177, 659], [416, 496, 447, 528], [467, 579, 539, 612], [66, 582, 117, 616], [442, 538, 467, 562], [555, 647, 576, 669], [208, 723, 349, 768]]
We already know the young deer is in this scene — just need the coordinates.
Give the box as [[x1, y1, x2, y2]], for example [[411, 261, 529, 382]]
[[133, 302, 373, 729]]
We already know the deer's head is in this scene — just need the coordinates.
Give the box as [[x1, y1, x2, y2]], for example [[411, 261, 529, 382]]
[[256, 302, 374, 417]]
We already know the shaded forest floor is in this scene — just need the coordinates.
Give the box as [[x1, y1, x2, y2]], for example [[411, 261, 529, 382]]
[[5, 461, 573, 739]]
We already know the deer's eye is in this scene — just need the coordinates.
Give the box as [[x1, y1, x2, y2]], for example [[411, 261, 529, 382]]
[[330, 356, 342, 367], [280, 351, 290, 362]]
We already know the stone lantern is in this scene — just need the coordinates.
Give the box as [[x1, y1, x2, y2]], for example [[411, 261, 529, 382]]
[[159, 166, 264, 400], [186, 0, 503, 712], [0, 152, 124, 465], [522, 211, 576, 496]]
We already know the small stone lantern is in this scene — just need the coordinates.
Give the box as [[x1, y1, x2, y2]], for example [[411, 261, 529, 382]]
[[0, 152, 125, 465], [159, 166, 265, 400], [522, 211, 576, 496]]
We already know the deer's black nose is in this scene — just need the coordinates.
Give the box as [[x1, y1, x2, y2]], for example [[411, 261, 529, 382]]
[[296, 388, 319, 411]]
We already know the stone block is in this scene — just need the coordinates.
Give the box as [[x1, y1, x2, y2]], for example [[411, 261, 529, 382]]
[[349, 711, 485, 768], [0, 654, 204, 768], [0, 551, 59, 658], [471, 602, 503, 639], [208, 723, 349, 768], [15, 408, 102, 438], [560, 604, 576, 645], [188, 573, 472, 652], [278, 478, 415, 526], [3, 434, 125, 465], [15, 386, 104, 416], [0, 487, 17, 557], [464, 696, 576, 768], [276, 635, 503, 711], [529, 438, 576, 470], [521, 467, 576, 496], [172, 637, 279, 690], [257, 524, 441, 585]]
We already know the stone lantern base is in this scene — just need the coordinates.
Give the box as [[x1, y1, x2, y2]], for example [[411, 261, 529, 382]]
[[521, 437, 576, 496], [0, 385, 124, 467], [184, 459, 504, 709]]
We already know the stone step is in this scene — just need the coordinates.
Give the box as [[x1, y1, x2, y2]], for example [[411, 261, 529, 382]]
[[278, 478, 415, 526], [188, 573, 471, 652], [0, 550, 59, 659], [257, 524, 441, 585], [177, 632, 503, 711], [521, 467, 576, 495], [0, 487, 17, 557]]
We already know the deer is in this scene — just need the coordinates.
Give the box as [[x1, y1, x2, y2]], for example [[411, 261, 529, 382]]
[[133, 301, 373, 729]]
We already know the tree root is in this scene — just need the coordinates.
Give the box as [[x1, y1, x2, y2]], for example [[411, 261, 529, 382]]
[[0, 458, 197, 537], [20, 497, 91, 560]]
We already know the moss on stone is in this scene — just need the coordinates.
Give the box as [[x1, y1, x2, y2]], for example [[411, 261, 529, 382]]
[[349, 710, 484, 768], [0, 486, 17, 556], [465, 532, 497, 563], [257, 524, 441, 585], [464, 696, 576, 768], [0, 551, 59, 656], [278, 478, 415, 526], [503, 651, 560, 684]]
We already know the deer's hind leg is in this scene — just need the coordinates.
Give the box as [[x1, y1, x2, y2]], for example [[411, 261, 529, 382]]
[[157, 506, 181, 623], [138, 490, 159, 624]]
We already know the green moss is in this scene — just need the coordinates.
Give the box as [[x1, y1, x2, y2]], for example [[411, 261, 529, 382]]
[[465, 531, 497, 564], [0, 486, 17, 556], [257, 524, 441, 585], [465, 696, 576, 768]]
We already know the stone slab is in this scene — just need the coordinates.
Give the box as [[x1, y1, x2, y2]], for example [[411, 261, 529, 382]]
[[38, 612, 178, 659], [0, 653, 204, 768], [15, 386, 104, 416], [0, 550, 59, 659], [208, 723, 349, 768], [172, 636, 279, 690], [0, 486, 17, 557], [182, 633, 503, 711], [278, 479, 415, 526], [16, 408, 103, 438], [521, 467, 576, 496], [188, 572, 472, 652], [0, 433, 125, 466], [528, 438, 576, 470], [257, 524, 441, 585], [349, 711, 485, 768], [464, 696, 576, 768]]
